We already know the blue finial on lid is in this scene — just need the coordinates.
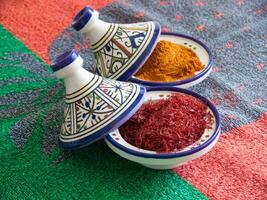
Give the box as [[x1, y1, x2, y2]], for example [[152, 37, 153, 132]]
[[51, 49, 79, 72], [72, 6, 94, 31]]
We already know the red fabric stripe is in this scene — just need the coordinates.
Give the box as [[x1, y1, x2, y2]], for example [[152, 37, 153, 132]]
[[0, 0, 114, 63], [174, 113, 267, 200]]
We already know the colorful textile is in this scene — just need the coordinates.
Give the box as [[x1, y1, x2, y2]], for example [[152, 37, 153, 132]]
[[0, 0, 266, 199]]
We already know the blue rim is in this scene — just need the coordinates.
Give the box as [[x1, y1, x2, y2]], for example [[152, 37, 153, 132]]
[[72, 6, 94, 31], [117, 21, 161, 81], [51, 49, 79, 72], [60, 86, 146, 150], [129, 32, 213, 87], [105, 86, 221, 158]]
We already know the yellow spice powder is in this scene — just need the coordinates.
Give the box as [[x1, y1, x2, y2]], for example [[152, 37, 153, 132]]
[[135, 40, 204, 82]]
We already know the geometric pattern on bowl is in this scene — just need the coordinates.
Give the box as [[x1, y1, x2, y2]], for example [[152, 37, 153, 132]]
[[60, 75, 145, 149], [93, 21, 160, 81]]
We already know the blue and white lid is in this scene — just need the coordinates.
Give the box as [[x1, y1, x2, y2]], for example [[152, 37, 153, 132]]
[[51, 50, 146, 149], [72, 6, 161, 81]]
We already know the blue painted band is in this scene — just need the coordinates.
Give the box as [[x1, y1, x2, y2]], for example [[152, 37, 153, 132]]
[[51, 49, 79, 72], [105, 86, 221, 159], [72, 6, 94, 31], [129, 32, 213, 86]]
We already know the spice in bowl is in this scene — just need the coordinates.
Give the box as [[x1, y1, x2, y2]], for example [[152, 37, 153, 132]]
[[119, 93, 213, 153], [135, 40, 204, 82]]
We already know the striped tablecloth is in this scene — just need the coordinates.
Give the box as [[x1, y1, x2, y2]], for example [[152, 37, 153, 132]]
[[0, 0, 266, 199]]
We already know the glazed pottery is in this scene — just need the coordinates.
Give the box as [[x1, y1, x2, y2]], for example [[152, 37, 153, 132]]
[[72, 6, 161, 81], [130, 32, 213, 88], [105, 86, 221, 169], [51, 49, 146, 149]]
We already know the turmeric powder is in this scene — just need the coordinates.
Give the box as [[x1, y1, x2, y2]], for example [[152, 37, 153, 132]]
[[135, 40, 204, 82]]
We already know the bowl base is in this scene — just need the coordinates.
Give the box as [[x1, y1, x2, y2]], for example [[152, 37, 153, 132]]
[[142, 163, 184, 170]]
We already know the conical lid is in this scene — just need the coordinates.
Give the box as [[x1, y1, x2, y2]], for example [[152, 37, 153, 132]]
[[72, 6, 161, 81], [51, 49, 146, 149]]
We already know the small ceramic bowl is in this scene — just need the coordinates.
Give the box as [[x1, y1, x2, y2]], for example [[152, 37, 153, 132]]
[[105, 86, 220, 170], [129, 32, 213, 88]]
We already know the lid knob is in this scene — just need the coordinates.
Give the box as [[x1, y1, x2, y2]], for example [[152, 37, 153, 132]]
[[72, 6, 99, 31], [50, 49, 83, 79]]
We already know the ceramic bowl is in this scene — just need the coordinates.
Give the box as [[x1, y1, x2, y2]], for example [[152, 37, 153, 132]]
[[129, 32, 213, 88], [105, 86, 220, 170]]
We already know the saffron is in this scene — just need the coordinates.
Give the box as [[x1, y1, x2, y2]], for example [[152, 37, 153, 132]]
[[119, 93, 213, 153]]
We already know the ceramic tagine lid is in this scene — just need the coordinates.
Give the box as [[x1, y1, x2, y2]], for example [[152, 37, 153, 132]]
[[72, 6, 161, 81], [51, 49, 146, 149]]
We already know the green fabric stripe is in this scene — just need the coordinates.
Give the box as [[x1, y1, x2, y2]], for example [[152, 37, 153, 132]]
[[0, 25, 207, 200]]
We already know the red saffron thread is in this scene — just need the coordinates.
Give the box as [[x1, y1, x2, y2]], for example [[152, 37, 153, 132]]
[[120, 93, 213, 153]]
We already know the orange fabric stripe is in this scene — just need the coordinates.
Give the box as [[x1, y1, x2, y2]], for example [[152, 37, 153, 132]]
[[174, 113, 267, 200]]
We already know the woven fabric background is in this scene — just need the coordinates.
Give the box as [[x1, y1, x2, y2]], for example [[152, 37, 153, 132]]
[[0, 0, 266, 199]]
